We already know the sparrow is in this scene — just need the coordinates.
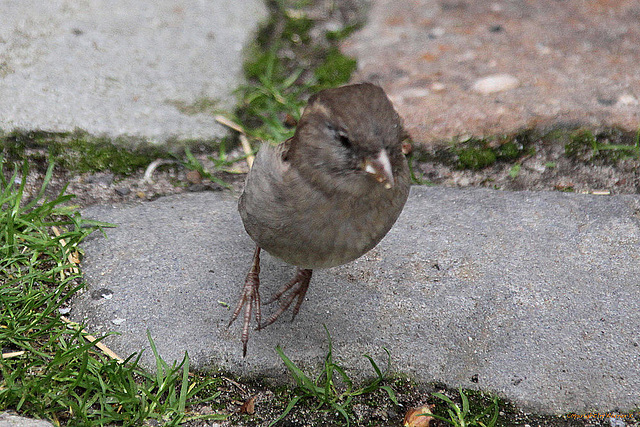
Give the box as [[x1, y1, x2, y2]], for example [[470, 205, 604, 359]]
[[229, 83, 410, 356]]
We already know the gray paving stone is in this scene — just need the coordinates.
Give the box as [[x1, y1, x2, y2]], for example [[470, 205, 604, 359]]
[[0, 0, 266, 144], [72, 186, 640, 414], [343, 0, 640, 143], [0, 413, 53, 427]]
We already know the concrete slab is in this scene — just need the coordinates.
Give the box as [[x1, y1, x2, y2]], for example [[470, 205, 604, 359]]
[[342, 0, 640, 144], [72, 186, 640, 414], [0, 0, 266, 144], [0, 412, 53, 427]]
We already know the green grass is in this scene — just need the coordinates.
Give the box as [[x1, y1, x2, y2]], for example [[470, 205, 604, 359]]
[[0, 158, 225, 425], [181, 147, 233, 189], [231, 0, 360, 146], [270, 326, 398, 426], [430, 388, 499, 427]]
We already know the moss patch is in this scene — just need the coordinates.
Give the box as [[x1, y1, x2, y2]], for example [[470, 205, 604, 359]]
[[413, 126, 639, 173], [314, 47, 357, 88], [1, 130, 172, 175], [564, 127, 639, 164], [424, 130, 538, 171]]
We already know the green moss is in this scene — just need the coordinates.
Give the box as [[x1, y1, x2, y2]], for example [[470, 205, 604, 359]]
[[564, 129, 597, 160], [282, 12, 314, 45], [458, 146, 497, 170], [1, 130, 172, 176], [325, 23, 360, 42], [439, 130, 538, 170], [54, 137, 165, 175], [564, 127, 639, 163], [314, 47, 357, 88], [413, 126, 638, 174]]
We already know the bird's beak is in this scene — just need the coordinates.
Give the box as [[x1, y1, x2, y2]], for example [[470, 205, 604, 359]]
[[363, 150, 394, 189]]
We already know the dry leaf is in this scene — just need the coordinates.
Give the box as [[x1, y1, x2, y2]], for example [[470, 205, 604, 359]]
[[401, 139, 413, 155], [239, 396, 256, 414], [186, 170, 202, 185], [284, 113, 298, 128], [404, 404, 434, 427]]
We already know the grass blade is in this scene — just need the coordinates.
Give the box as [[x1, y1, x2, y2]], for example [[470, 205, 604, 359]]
[[177, 353, 190, 414]]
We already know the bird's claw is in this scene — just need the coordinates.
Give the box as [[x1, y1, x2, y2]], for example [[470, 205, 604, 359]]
[[228, 247, 261, 357], [261, 268, 312, 329], [229, 249, 313, 356]]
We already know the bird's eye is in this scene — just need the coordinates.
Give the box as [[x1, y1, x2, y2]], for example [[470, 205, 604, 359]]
[[326, 123, 351, 148], [337, 131, 351, 148]]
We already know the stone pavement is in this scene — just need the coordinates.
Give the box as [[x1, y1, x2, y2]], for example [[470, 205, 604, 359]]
[[343, 0, 640, 144], [73, 187, 640, 415], [1, 1, 637, 146], [0, 413, 53, 427], [0, 0, 266, 144]]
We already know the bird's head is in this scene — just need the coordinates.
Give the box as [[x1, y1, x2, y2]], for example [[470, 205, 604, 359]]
[[288, 83, 405, 194]]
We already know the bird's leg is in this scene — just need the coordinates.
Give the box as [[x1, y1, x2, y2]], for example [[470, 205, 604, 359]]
[[260, 268, 313, 329], [228, 245, 261, 357]]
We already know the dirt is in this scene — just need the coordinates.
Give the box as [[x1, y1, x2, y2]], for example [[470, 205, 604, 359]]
[[410, 129, 640, 195], [10, 129, 638, 215]]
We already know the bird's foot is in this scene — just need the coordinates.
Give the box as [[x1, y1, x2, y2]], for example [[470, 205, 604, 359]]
[[228, 246, 261, 357], [260, 268, 313, 329]]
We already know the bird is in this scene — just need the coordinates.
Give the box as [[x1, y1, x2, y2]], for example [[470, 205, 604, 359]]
[[229, 82, 410, 356]]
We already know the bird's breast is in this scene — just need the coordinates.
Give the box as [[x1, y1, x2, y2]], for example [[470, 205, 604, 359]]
[[241, 182, 405, 269]]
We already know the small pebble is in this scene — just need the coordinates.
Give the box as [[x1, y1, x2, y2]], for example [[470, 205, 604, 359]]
[[431, 82, 446, 92], [188, 183, 208, 192], [472, 74, 520, 94], [115, 187, 131, 196], [609, 417, 627, 427], [186, 170, 202, 184], [617, 93, 638, 106], [111, 317, 126, 325], [527, 162, 547, 173], [85, 173, 115, 186], [91, 288, 113, 300]]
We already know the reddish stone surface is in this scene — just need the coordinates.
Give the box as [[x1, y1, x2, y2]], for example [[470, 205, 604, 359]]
[[343, 0, 640, 146]]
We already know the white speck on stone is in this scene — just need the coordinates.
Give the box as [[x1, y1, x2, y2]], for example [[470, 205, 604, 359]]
[[457, 51, 477, 62], [527, 162, 547, 173], [431, 82, 446, 92], [431, 27, 445, 38], [472, 74, 520, 94], [58, 307, 71, 315], [617, 93, 638, 106], [395, 87, 432, 101], [536, 43, 552, 55], [111, 318, 126, 325]]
